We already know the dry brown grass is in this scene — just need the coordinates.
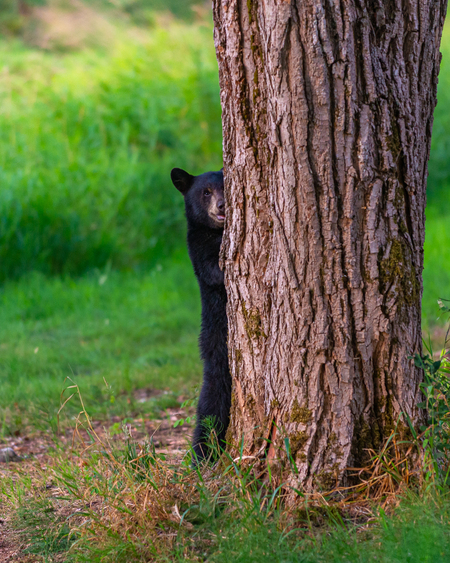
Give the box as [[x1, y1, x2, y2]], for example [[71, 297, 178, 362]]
[[0, 385, 445, 562]]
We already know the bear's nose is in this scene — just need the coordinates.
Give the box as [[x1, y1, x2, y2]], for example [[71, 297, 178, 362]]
[[217, 199, 225, 211]]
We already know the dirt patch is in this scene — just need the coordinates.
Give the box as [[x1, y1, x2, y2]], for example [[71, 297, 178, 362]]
[[27, 0, 118, 51], [0, 407, 193, 461], [0, 520, 19, 563], [0, 400, 195, 562], [0, 517, 52, 563]]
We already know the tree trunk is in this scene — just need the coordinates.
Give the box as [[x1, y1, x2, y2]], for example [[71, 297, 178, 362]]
[[213, 0, 447, 490]]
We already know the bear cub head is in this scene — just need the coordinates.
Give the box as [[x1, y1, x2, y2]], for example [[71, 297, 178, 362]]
[[171, 168, 225, 230]]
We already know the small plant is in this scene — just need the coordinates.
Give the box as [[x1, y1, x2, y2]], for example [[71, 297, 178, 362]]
[[414, 299, 450, 487], [121, 426, 166, 482], [173, 387, 198, 428]]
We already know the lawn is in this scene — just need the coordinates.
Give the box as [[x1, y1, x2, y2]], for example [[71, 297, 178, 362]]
[[0, 253, 201, 437]]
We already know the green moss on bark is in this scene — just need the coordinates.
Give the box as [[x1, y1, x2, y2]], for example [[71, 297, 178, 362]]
[[290, 431, 308, 454], [247, 0, 253, 24], [379, 239, 420, 306], [290, 399, 312, 424], [242, 301, 267, 340]]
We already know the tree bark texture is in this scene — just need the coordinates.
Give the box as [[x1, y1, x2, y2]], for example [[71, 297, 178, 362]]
[[213, 0, 447, 490]]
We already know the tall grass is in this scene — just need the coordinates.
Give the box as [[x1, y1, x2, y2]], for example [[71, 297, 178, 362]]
[[0, 15, 449, 323], [428, 20, 450, 216], [0, 21, 222, 281]]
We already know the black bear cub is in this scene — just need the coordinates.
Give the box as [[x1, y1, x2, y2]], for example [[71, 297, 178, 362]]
[[171, 167, 231, 461]]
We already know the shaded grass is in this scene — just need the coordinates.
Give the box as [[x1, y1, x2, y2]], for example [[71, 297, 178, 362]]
[[0, 253, 201, 435]]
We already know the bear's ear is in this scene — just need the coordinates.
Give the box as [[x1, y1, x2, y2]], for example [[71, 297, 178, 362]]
[[171, 168, 194, 195]]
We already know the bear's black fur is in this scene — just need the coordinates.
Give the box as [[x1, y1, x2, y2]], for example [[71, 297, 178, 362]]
[[171, 167, 231, 460]]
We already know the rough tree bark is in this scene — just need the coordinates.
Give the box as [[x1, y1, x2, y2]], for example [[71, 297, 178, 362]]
[[213, 0, 447, 490]]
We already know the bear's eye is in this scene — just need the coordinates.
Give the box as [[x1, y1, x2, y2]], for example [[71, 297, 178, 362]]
[[204, 189, 212, 197]]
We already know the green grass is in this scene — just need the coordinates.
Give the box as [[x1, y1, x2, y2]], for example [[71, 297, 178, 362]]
[[0, 19, 222, 281], [0, 253, 201, 435], [204, 496, 450, 563], [423, 19, 450, 329], [4, 442, 450, 562], [423, 211, 450, 326], [428, 20, 450, 217], [0, 6, 449, 562]]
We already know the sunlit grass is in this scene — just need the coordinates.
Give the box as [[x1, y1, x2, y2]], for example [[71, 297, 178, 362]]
[[424, 211, 450, 328], [0, 19, 222, 281], [0, 253, 201, 435]]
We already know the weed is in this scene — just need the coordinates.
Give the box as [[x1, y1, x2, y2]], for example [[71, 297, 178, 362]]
[[414, 299, 450, 488], [173, 390, 198, 428]]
